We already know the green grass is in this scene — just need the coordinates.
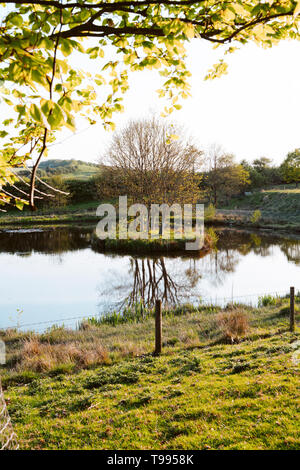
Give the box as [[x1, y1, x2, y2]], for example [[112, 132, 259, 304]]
[[17, 159, 99, 181], [224, 187, 300, 213], [1, 301, 299, 450], [0, 201, 100, 227], [258, 294, 281, 307], [0, 200, 214, 230], [92, 232, 214, 255], [86, 301, 153, 327], [210, 187, 300, 233]]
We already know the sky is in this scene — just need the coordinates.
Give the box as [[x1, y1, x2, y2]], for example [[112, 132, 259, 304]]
[[2, 4, 300, 166], [2, 0, 300, 169], [46, 38, 300, 166]]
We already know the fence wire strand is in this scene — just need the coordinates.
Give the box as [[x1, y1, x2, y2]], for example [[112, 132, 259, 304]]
[[0, 378, 19, 450], [0, 289, 295, 332]]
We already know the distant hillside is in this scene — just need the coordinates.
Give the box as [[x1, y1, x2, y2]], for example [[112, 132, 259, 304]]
[[223, 186, 300, 213], [18, 159, 99, 181]]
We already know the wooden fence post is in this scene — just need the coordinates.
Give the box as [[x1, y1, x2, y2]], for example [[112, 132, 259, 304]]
[[290, 286, 295, 332], [154, 299, 162, 355]]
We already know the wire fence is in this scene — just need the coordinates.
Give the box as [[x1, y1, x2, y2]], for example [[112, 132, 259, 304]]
[[0, 378, 19, 450], [0, 288, 297, 450], [0, 288, 296, 332]]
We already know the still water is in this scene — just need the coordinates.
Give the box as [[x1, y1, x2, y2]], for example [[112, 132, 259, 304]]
[[1, 226, 300, 331]]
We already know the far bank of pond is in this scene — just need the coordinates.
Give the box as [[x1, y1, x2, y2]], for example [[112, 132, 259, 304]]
[[2, 198, 300, 237]]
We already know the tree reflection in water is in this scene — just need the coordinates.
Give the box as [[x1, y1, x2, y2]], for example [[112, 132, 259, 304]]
[[96, 228, 300, 312], [97, 255, 208, 312], [280, 240, 300, 265], [2, 226, 300, 315], [128, 258, 180, 307], [0, 228, 91, 254]]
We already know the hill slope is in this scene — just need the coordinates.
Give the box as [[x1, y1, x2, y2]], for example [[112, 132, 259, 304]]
[[212, 187, 300, 232], [224, 187, 300, 213], [18, 159, 99, 181]]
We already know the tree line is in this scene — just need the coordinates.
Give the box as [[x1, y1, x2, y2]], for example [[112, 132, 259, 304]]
[[241, 151, 300, 190], [202, 148, 300, 206], [97, 117, 300, 208], [3, 117, 300, 211], [1, 1, 300, 210]]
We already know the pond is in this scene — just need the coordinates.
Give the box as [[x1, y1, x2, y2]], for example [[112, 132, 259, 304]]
[[0, 226, 299, 331]]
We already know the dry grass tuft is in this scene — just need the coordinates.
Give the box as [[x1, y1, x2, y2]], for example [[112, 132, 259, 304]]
[[20, 338, 109, 372], [111, 341, 144, 357], [217, 310, 249, 343], [178, 329, 201, 347]]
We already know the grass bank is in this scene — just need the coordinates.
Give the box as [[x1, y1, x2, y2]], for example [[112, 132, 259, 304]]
[[0, 201, 100, 228], [91, 228, 216, 255], [3, 188, 300, 236], [210, 187, 300, 233], [0, 201, 217, 254], [0, 298, 299, 450]]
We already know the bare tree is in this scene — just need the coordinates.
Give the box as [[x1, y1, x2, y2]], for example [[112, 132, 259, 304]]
[[97, 116, 203, 209]]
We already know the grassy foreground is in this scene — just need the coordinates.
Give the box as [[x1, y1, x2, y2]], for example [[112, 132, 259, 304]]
[[1, 300, 299, 450]]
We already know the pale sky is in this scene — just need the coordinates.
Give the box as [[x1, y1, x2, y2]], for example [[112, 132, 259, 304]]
[[47, 38, 300, 166], [2, 10, 300, 167]]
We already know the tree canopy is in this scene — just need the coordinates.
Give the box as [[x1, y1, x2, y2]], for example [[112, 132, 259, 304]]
[[98, 115, 202, 208], [281, 148, 300, 186], [1, 0, 300, 209], [205, 144, 250, 205]]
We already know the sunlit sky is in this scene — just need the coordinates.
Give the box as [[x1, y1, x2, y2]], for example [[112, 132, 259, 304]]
[[1, 2, 300, 166], [45, 38, 300, 166], [2, 0, 300, 168]]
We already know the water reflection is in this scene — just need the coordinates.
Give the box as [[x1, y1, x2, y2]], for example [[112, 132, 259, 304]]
[[0, 228, 91, 254], [280, 242, 300, 265], [1, 226, 300, 264], [125, 258, 189, 307], [1, 226, 300, 330], [97, 228, 300, 310]]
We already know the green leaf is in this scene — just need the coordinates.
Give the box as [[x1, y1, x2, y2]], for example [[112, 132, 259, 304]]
[[61, 39, 73, 57], [29, 104, 43, 124], [47, 103, 64, 129], [10, 14, 23, 27], [31, 69, 47, 86], [15, 200, 24, 210]]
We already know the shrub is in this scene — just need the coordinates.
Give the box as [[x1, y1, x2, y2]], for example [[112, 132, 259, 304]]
[[250, 209, 261, 224], [20, 338, 109, 372], [217, 310, 249, 343], [66, 177, 98, 204], [206, 227, 218, 247], [205, 203, 216, 220], [258, 295, 279, 307], [46, 176, 69, 208], [80, 301, 153, 327]]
